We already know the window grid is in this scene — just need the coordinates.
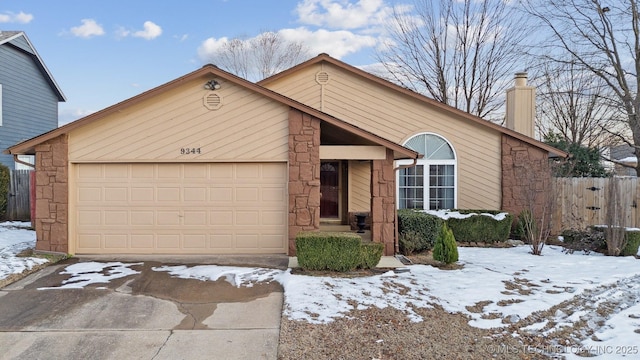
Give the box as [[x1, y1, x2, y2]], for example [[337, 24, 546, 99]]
[[398, 133, 456, 211]]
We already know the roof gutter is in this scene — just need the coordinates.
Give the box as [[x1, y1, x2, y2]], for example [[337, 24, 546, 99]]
[[13, 154, 35, 169]]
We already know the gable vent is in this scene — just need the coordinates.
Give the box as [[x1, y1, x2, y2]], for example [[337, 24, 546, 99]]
[[203, 92, 223, 110], [315, 71, 330, 85]]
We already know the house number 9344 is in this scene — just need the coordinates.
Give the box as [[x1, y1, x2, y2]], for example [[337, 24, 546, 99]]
[[180, 148, 201, 154]]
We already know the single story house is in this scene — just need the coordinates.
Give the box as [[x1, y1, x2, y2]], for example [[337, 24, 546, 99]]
[[5, 54, 565, 256]]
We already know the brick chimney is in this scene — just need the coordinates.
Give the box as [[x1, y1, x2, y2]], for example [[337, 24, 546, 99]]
[[505, 72, 535, 138]]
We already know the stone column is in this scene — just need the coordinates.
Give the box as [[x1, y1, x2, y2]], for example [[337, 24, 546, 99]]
[[34, 134, 68, 253], [371, 148, 396, 255], [288, 109, 321, 255], [501, 135, 551, 219]]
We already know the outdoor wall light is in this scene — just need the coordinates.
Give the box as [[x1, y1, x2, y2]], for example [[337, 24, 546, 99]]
[[204, 80, 221, 90]]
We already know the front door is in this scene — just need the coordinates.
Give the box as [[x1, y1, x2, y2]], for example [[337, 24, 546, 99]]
[[320, 161, 339, 218]]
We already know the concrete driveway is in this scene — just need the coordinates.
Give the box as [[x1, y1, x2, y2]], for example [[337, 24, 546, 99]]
[[0, 256, 287, 360]]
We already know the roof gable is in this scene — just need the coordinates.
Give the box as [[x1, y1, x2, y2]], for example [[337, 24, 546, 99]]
[[5, 64, 418, 160], [260, 54, 567, 158], [0, 31, 65, 101]]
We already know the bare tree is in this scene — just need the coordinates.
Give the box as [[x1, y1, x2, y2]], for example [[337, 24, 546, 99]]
[[517, 166, 555, 256], [202, 31, 311, 81], [525, 0, 640, 175], [376, 0, 531, 120], [534, 61, 624, 148]]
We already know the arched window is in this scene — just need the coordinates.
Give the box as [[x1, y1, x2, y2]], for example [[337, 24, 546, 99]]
[[397, 133, 457, 210]]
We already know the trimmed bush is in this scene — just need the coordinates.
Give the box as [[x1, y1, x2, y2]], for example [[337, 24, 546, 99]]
[[433, 223, 458, 264], [446, 210, 512, 243], [516, 209, 536, 242], [622, 230, 640, 257], [0, 165, 9, 220], [399, 230, 422, 255], [397, 209, 443, 251], [295, 232, 384, 271], [359, 242, 384, 269]]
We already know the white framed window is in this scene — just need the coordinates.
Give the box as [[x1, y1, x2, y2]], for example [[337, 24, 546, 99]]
[[396, 133, 457, 210]]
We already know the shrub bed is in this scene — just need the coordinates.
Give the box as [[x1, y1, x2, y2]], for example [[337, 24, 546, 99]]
[[295, 231, 384, 271], [567, 226, 640, 256]]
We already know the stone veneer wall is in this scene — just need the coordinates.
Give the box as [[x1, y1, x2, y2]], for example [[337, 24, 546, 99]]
[[501, 135, 551, 220], [288, 109, 321, 255], [371, 149, 396, 255], [34, 134, 69, 253]]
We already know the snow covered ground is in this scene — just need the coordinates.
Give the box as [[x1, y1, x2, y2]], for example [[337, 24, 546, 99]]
[[0, 222, 49, 281], [2, 222, 639, 358]]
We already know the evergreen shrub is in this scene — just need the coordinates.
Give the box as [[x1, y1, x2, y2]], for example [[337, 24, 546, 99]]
[[433, 223, 458, 264]]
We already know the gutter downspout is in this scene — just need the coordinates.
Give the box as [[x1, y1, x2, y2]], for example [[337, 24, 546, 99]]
[[13, 154, 35, 169], [392, 157, 419, 254]]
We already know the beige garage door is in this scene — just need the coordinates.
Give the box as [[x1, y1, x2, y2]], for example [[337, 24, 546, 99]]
[[73, 163, 287, 254]]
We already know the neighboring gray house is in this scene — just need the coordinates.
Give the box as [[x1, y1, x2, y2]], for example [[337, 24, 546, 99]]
[[0, 31, 65, 169]]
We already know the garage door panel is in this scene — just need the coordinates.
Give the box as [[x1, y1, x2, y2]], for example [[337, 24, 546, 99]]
[[105, 164, 129, 178], [104, 234, 128, 249], [184, 187, 207, 201], [131, 234, 154, 249], [78, 187, 102, 202], [157, 234, 181, 248], [236, 187, 259, 202], [210, 187, 233, 202], [75, 163, 287, 254], [79, 210, 101, 225], [131, 211, 154, 225], [104, 187, 128, 202], [158, 187, 180, 202], [236, 234, 259, 248]]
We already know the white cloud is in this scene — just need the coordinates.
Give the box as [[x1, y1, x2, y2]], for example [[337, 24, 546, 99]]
[[0, 11, 34, 24], [132, 21, 162, 40], [295, 0, 392, 29], [197, 36, 230, 61], [279, 27, 376, 59], [197, 28, 375, 62], [70, 19, 105, 38]]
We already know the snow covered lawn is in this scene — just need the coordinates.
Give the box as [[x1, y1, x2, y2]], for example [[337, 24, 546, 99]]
[[2, 223, 639, 358], [0, 222, 49, 282]]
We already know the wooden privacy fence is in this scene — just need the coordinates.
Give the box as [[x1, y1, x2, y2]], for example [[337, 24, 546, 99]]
[[551, 177, 639, 234], [6, 170, 33, 221]]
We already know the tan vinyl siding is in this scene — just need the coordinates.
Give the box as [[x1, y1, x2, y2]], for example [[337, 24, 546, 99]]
[[69, 77, 289, 162], [348, 161, 371, 212], [265, 63, 501, 210], [260, 64, 323, 110]]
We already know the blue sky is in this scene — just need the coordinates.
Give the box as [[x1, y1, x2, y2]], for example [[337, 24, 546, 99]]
[[1, 0, 408, 124]]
